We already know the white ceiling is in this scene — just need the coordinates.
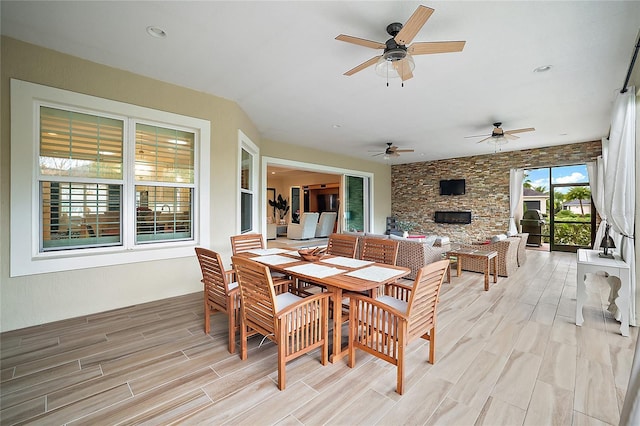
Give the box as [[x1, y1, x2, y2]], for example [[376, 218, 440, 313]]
[[3, 1, 639, 164]]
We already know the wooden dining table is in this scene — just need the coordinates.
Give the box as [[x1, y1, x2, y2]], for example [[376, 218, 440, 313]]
[[235, 248, 411, 362]]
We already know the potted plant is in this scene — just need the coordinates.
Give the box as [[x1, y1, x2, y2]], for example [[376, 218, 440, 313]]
[[269, 194, 290, 224], [397, 220, 417, 238]]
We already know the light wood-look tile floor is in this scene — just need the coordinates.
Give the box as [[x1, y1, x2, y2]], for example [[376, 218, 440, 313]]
[[1, 250, 637, 425]]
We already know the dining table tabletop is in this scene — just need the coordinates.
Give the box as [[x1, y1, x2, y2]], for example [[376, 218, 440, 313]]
[[235, 247, 411, 362]]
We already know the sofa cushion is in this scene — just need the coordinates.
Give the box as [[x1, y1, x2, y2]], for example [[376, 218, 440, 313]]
[[490, 234, 508, 243]]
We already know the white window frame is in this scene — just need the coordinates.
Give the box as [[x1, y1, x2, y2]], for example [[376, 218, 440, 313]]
[[10, 79, 211, 277], [238, 130, 259, 234]]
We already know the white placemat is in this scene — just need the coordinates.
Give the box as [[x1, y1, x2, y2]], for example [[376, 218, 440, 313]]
[[345, 265, 404, 282], [285, 263, 344, 279], [320, 257, 374, 268], [245, 248, 289, 256], [250, 254, 297, 266]]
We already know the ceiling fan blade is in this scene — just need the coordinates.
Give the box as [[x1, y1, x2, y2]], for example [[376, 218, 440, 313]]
[[395, 149, 415, 153], [408, 41, 466, 55], [476, 136, 493, 144], [335, 34, 386, 50], [505, 127, 535, 135], [391, 152, 401, 157], [344, 56, 381, 76], [394, 5, 434, 45], [465, 133, 490, 139], [504, 134, 519, 140], [371, 152, 385, 157], [392, 58, 414, 81]]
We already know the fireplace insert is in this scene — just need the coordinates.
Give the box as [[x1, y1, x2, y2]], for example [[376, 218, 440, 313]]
[[434, 211, 472, 224]]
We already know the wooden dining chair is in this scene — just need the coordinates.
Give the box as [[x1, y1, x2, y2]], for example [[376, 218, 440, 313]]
[[326, 233, 359, 258], [230, 233, 266, 255], [360, 237, 399, 265], [359, 237, 400, 297], [194, 247, 239, 354], [347, 259, 449, 395], [231, 255, 330, 390], [230, 233, 290, 293]]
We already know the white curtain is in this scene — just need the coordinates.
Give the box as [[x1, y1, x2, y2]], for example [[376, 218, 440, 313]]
[[586, 156, 606, 249], [618, 86, 638, 426], [603, 87, 636, 327], [508, 168, 524, 235]]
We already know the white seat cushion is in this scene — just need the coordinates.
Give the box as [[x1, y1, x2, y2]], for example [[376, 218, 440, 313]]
[[228, 281, 238, 291], [275, 292, 303, 312], [375, 295, 408, 315]]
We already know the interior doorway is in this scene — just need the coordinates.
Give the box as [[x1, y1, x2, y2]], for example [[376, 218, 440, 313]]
[[263, 157, 373, 239]]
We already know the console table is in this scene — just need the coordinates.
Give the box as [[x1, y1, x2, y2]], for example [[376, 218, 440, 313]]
[[576, 249, 630, 337]]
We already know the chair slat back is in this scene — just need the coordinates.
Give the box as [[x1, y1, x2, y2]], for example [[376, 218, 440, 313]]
[[230, 233, 265, 255], [326, 233, 359, 258], [406, 259, 448, 342], [232, 256, 277, 337], [360, 238, 399, 265], [195, 247, 231, 309]]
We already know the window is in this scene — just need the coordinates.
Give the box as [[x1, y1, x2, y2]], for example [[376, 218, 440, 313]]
[[134, 124, 194, 243], [238, 131, 258, 234], [39, 106, 125, 251], [10, 79, 210, 276]]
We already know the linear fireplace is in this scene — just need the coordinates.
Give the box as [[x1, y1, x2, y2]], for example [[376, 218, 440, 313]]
[[434, 211, 472, 224]]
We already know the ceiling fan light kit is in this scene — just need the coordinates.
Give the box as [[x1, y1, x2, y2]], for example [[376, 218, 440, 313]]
[[465, 122, 536, 152], [372, 142, 415, 160], [336, 5, 465, 86]]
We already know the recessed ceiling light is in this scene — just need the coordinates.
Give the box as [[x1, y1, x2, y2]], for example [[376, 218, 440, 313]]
[[146, 26, 167, 39], [533, 65, 552, 73]]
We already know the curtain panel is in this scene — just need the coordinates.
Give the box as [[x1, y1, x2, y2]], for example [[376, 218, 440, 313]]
[[508, 168, 524, 236]]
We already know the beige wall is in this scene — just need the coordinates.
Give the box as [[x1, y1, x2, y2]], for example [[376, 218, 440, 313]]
[[0, 37, 390, 331]]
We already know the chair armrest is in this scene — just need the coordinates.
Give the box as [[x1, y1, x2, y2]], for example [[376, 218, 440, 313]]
[[384, 282, 413, 302], [348, 293, 408, 321], [224, 269, 236, 283]]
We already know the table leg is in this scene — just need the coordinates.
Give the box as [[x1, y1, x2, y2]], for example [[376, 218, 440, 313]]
[[446, 257, 451, 283], [484, 257, 489, 291], [330, 287, 344, 363], [457, 258, 462, 277], [616, 270, 630, 337], [492, 257, 497, 283], [576, 265, 586, 326]]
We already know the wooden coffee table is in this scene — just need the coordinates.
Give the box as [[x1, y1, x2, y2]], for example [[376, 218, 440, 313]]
[[446, 248, 498, 291]]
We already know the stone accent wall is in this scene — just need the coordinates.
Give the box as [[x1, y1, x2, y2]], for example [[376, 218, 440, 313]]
[[391, 141, 602, 243]]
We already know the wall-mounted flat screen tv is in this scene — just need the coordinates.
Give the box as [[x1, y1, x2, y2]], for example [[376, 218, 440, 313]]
[[439, 179, 465, 196]]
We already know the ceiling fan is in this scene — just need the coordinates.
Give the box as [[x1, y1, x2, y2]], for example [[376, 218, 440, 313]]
[[371, 142, 415, 158], [336, 5, 465, 82], [466, 122, 536, 144]]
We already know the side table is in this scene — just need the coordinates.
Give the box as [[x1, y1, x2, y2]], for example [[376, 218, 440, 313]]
[[446, 248, 498, 291], [576, 249, 630, 336]]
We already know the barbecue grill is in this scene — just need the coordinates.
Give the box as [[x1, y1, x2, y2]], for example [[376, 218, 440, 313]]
[[520, 209, 545, 246]]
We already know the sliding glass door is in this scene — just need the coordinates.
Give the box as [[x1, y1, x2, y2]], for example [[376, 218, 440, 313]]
[[549, 165, 595, 252], [343, 175, 370, 233], [523, 164, 595, 252]]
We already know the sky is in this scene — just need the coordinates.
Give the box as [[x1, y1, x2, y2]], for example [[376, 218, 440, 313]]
[[524, 164, 589, 194]]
